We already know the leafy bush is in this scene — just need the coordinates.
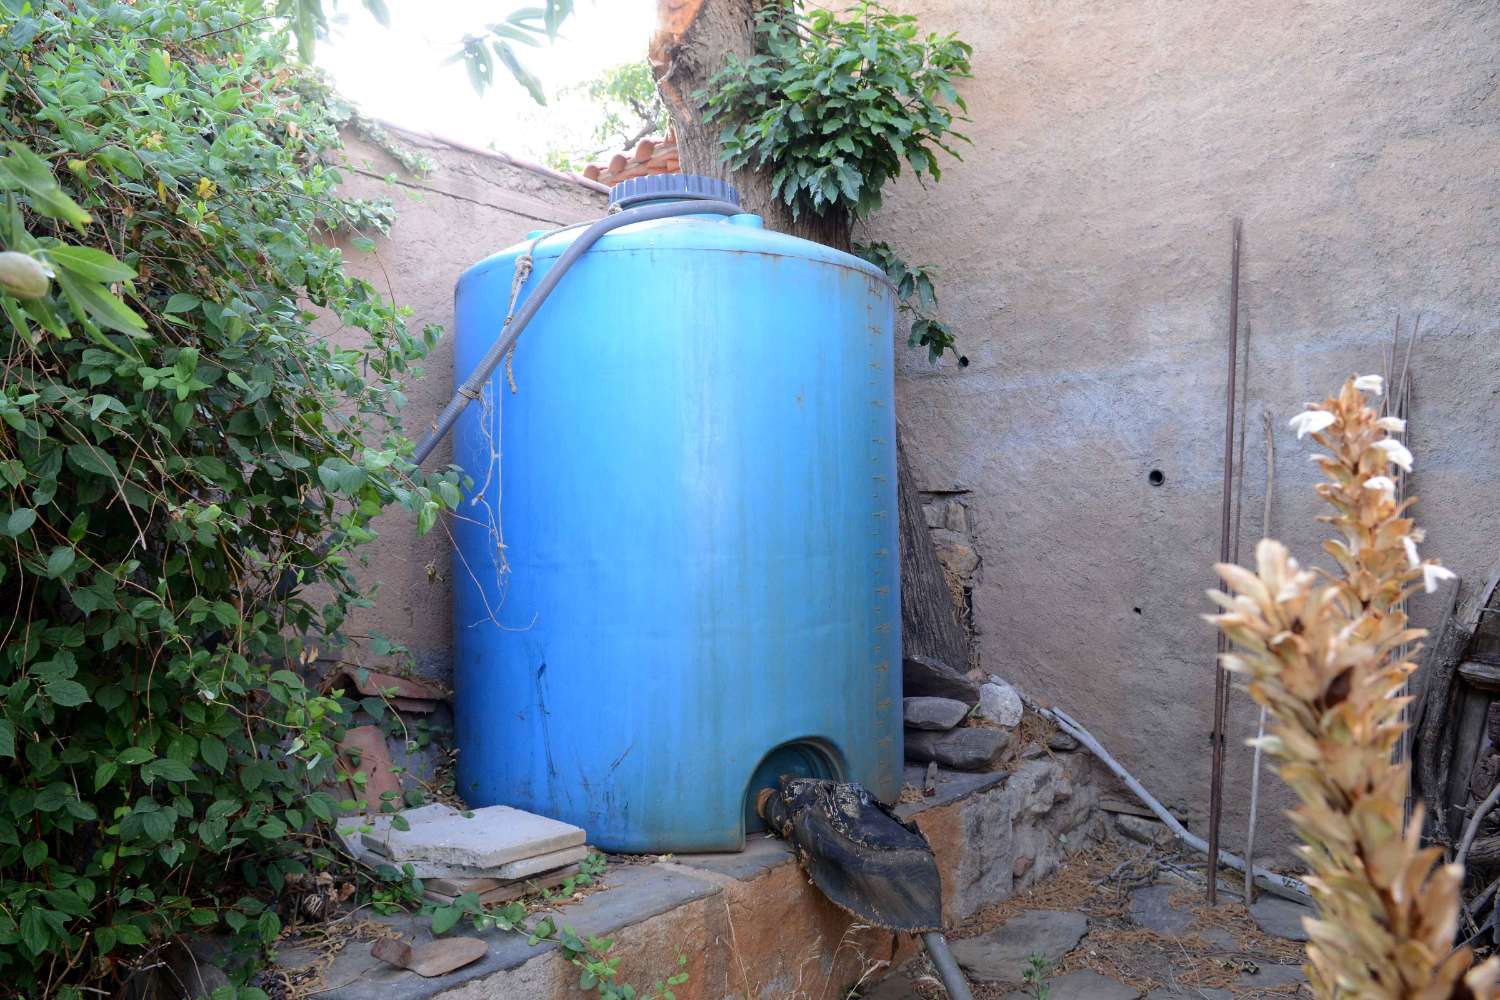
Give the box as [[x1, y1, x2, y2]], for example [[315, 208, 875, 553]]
[[0, 1, 459, 995], [702, 1, 971, 223]]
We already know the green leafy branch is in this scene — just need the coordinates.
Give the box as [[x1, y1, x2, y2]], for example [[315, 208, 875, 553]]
[[701, 1, 971, 223], [855, 240, 966, 366], [427, 854, 689, 1000], [279, 0, 577, 103], [0, 3, 466, 994]]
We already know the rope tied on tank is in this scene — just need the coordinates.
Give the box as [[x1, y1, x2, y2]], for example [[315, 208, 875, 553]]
[[466, 250, 538, 602], [503, 253, 533, 395]]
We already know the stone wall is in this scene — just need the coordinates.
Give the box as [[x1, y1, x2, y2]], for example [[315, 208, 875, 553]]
[[320, 126, 607, 680], [303, 755, 1105, 999], [870, 0, 1500, 858]]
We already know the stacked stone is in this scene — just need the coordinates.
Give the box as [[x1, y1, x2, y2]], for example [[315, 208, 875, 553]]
[[349, 803, 590, 906], [902, 656, 1026, 772]]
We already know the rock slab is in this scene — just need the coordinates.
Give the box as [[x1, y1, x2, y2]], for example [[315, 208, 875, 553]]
[[363, 803, 585, 868], [1129, 885, 1194, 936], [904, 696, 971, 730], [979, 678, 1024, 728], [860, 970, 918, 999], [1235, 964, 1308, 988], [1250, 896, 1313, 942], [950, 909, 1088, 984], [371, 936, 488, 978], [1128, 884, 1234, 949], [905, 726, 1009, 771], [1116, 814, 1169, 846], [1001, 970, 1140, 999], [903, 654, 981, 704]]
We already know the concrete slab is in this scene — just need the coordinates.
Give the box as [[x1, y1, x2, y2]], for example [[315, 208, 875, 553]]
[[669, 834, 794, 882], [364, 804, 454, 837], [491, 844, 588, 880], [364, 804, 584, 868]]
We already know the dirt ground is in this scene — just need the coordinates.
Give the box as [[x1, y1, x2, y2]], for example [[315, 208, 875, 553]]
[[900, 838, 1308, 999]]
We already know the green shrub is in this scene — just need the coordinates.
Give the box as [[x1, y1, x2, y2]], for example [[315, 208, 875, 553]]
[[0, 1, 459, 995], [702, 2, 972, 364], [702, 1, 971, 224]]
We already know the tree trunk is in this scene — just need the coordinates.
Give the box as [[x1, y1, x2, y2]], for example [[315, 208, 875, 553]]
[[650, 0, 969, 685], [649, 0, 853, 250], [896, 426, 972, 675]]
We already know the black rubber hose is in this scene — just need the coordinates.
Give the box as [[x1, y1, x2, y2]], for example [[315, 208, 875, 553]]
[[410, 197, 745, 466], [273, 198, 745, 600]]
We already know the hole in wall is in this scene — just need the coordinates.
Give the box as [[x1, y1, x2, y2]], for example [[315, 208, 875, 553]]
[[1148, 469, 1165, 486]]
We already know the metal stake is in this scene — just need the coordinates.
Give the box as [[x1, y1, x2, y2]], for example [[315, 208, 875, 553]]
[[1207, 218, 1242, 905]]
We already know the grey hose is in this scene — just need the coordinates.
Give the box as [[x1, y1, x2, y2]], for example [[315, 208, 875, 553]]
[[410, 197, 744, 465], [921, 932, 974, 1000]]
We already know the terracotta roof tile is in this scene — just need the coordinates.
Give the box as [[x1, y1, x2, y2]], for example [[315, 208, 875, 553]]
[[586, 133, 682, 187]]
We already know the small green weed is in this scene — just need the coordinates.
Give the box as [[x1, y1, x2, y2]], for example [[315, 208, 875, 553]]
[[1022, 952, 1052, 1000]]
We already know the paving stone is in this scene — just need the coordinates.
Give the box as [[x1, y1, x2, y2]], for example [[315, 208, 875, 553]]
[[363, 804, 584, 869], [1130, 884, 1194, 935], [950, 909, 1088, 984], [905, 726, 1010, 771], [1000, 970, 1140, 999], [1127, 884, 1236, 949], [1236, 963, 1308, 988], [1250, 896, 1313, 942], [978, 678, 1024, 728], [903, 653, 981, 704], [904, 696, 971, 730]]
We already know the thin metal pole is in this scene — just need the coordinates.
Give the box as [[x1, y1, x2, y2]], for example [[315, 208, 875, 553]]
[[1207, 218, 1242, 905], [1244, 410, 1275, 907]]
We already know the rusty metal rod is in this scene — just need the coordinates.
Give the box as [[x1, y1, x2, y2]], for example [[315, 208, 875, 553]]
[[1207, 218, 1242, 905]]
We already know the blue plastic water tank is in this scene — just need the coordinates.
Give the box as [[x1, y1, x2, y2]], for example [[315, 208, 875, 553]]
[[450, 183, 901, 853]]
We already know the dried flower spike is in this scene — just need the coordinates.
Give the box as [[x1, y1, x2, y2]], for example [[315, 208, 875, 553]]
[[1211, 376, 1497, 999]]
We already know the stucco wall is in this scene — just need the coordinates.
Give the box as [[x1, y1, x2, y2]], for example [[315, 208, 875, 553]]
[[869, 0, 1500, 859], [324, 127, 607, 679]]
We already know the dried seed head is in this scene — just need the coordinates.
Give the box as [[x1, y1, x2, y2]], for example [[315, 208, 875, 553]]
[[1209, 377, 1492, 999]]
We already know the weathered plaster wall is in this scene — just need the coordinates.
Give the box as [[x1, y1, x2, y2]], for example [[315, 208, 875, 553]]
[[323, 128, 607, 679], [869, 0, 1500, 858]]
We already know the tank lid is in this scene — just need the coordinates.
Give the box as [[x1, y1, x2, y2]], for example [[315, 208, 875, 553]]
[[608, 174, 741, 210]]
